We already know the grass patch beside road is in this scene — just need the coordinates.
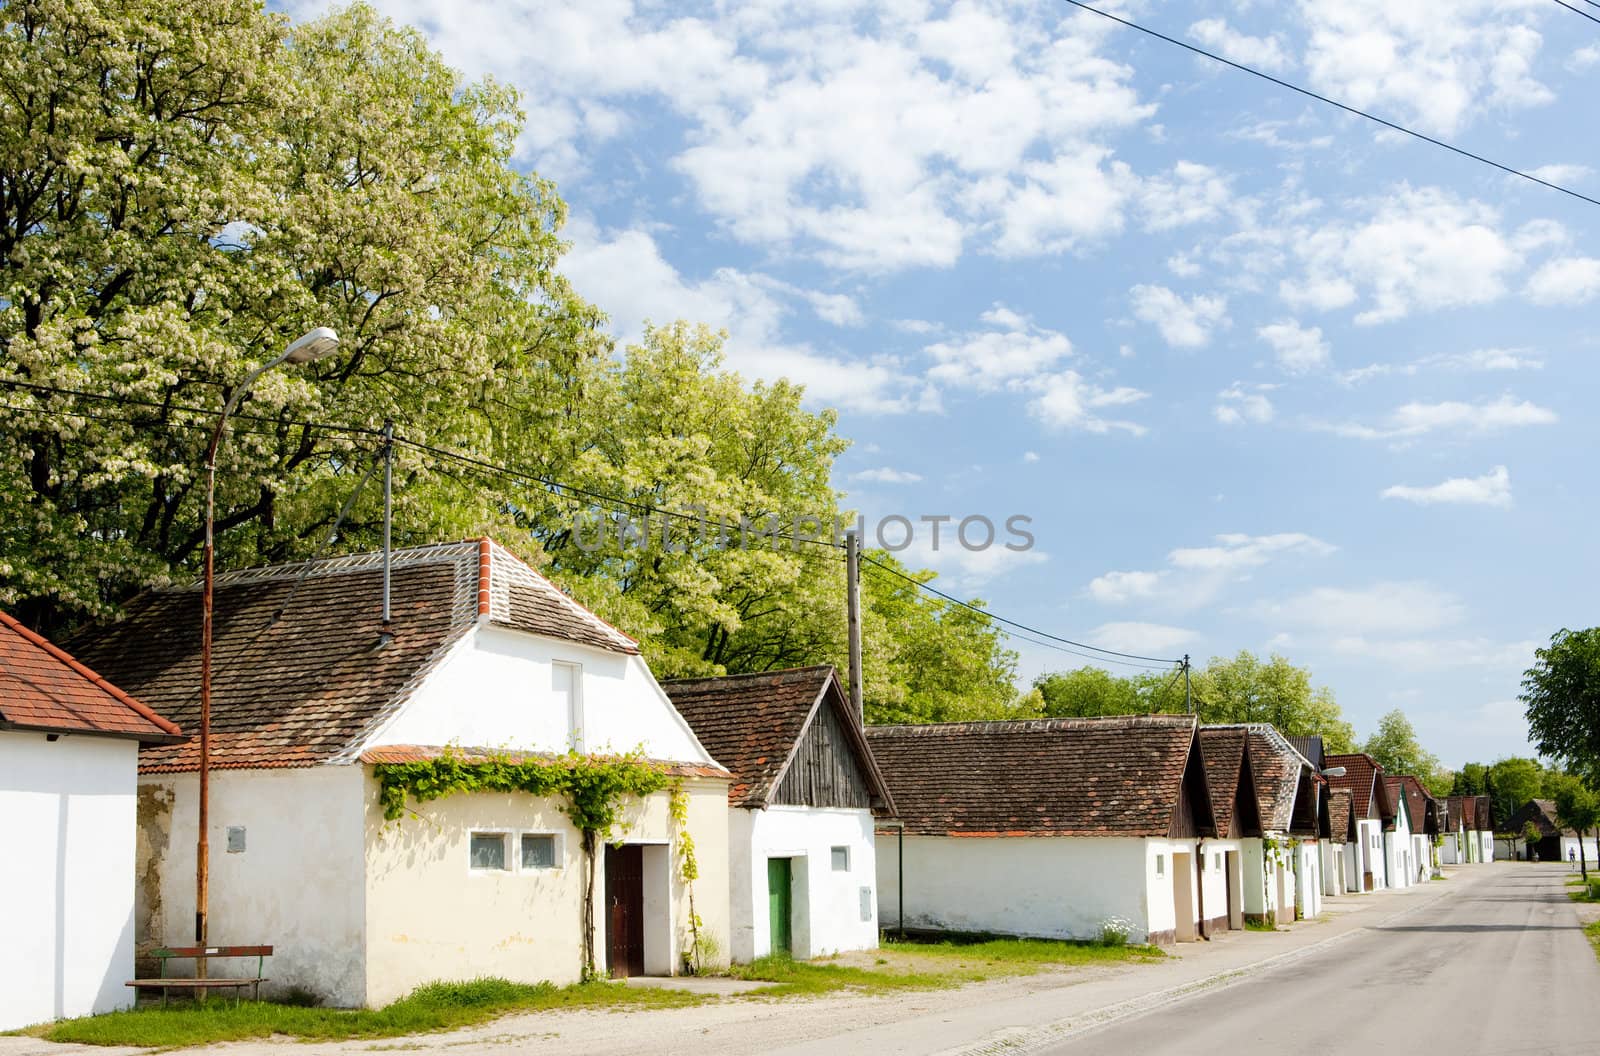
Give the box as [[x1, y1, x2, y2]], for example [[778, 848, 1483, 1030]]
[[1564, 876, 1600, 902], [27, 978, 702, 1048], [1586, 919, 1600, 960], [730, 936, 1162, 998]]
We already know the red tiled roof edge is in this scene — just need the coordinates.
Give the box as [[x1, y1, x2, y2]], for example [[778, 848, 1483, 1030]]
[[0, 610, 182, 737], [359, 743, 732, 780], [476, 537, 492, 616]]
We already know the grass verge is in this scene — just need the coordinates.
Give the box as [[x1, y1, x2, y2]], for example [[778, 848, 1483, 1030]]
[[1243, 918, 1278, 932], [1564, 876, 1600, 902], [26, 978, 702, 1049], [729, 936, 1162, 998], [1586, 919, 1600, 962]]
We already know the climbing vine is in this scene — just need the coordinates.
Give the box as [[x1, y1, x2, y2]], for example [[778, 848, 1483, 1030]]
[[668, 783, 713, 974], [374, 749, 668, 979]]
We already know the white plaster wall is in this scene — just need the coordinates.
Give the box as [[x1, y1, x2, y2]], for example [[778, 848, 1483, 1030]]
[[1196, 841, 1236, 929], [1385, 808, 1414, 889], [1440, 832, 1461, 865], [1294, 841, 1322, 918], [1559, 836, 1600, 865], [0, 732, 138, 1030], [368, 625, 710, 765], [1320, 842, 1344, 897], [363, 773, 729, 1005], [1356, 820, 1385, 890], [1481, 833, 1495, 861], [877, 836, 1165, 943], [138, 766, 368, 1006], [735, 806, 878, 962], [1411, 834, 1432, 882]]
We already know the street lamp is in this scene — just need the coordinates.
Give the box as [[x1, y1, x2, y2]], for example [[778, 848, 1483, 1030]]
[[196, 327, 339, 961]]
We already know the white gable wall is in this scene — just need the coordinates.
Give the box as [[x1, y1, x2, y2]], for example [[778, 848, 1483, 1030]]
[[368, 624, 710, 764], [1385, 806, 1414, 889], [732, 805, 878, 962], [0, 731, 138, 1030]]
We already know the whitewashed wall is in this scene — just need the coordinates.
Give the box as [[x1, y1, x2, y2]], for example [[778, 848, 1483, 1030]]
[[363, 774, 729, 1005], [1294, 841, 1322, 918], [1196, 840, 1238, 931], [368, 624, 710, 765], [1354, 819, 1385, 890], [1558, 836, 1600, 865], [137, 766, 368, 1006], [1440, 832, 1462, 865], [1320, 841, 1345, 897], [730, 806, 877, 962], [878, 836, 1179, 943], [1410, 834, 1433, 882], [0, 732, 138, 1030], [1384, 808, 1414, 889]]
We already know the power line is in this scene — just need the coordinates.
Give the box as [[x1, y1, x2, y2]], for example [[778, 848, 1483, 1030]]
[[1058, 0, 1600, 210], [859, 552, 1183, 665], [1550, 0, 1600, 25], [0, 377, 388, 437]]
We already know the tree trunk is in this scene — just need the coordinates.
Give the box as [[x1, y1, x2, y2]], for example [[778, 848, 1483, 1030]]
[[1583, 828, 1590, 882], [582, 829, 599, 979]]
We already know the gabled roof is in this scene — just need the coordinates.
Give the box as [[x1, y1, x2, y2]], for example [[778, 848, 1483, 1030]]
[[1507, 798, 1571, 838], [661, 665, 894, 812], [0, 611, 182, 744], [1198, 727, 1262, 838], [66, 539, 638, 773], [1286, 734, 1325, 772], [1327, 788, 1355, 843], [865, 714, 1212, 839], [1445, 795, 1470, 831], [1384, 777, 1412, 830], [1396, 775, 1438, 836], [1217, 724, 1314, 833], [1474, 795, 1493, 832], [1325, 752, 1393, 821]]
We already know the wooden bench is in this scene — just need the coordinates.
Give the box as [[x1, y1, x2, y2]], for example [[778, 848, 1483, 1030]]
[[127, 945, 272, 1006]]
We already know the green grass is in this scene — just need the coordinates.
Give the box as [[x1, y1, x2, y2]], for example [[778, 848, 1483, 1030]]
[[28, 977, 702, 1048], [1564, 876, 1600, 902], [1243, 918, 1279, 932], [1586, 919, 1600, 962], [729, 937, 1161, 998]]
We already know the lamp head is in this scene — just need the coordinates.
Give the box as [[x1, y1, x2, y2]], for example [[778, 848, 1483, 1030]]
[[284, 326, 340, 364], [1322, 766, 1347, 778]]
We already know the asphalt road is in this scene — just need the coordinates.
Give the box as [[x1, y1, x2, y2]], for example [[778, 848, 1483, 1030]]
[[1043, 864, 1600, 1056]]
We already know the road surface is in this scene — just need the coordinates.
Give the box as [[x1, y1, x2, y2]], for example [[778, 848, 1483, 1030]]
[[1041, 863, 1600, 1056]]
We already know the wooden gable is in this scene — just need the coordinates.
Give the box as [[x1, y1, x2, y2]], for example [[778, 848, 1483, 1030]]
[[1229, 744, 1264, 838], [1168, 730, 1218, 839], [771, 688, 876, 810], [1290, 770, 1320, 836]]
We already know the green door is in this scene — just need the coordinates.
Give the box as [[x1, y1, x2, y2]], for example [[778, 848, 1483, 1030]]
[[767, 858, 792, 954]]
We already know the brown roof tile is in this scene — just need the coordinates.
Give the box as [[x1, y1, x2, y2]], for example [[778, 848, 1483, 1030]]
[[1198, 727, 1249, 835], [1207, 725, 1312, 832], [865, 714, 1203, 838], [661, 666, 893, 809], [1325, 752, 1391, 820], [0, 611, 181, 743], [1474, 795, 1493, 832], [65, 539, 637, 773]]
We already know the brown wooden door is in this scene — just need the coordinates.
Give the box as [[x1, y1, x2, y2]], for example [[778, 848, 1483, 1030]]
[[605, 844, 645, 977]]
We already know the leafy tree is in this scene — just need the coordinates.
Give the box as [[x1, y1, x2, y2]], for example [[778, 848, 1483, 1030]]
[[1522, 820, 1543, 858], [1362, 710, 1445, 793], [1551, 773, 1599, 880], [1488, 757, 1545, 831], [1035, 667, 1144, 717], [1522, 628, 1600, 776], [1190, 651, 1356, 751], [1451, 763, 1489, 797]]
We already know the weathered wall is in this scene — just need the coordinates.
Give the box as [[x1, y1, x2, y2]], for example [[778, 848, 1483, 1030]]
[[137, 766, 368, 1006], [1385, 808, 1414, 889], [730, 805, 878, 962], [0, 731, 138, 1030], [1294, 840, 1322, 918], [363, 773, 729, 1006], [1196, 840, 1238, 932], [1354, 819, 1384, 890], [366, 625, 710, 764], [876, 835, 1169, 944]]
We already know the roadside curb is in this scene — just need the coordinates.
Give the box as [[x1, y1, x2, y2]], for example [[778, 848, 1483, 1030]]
[[932, 880, 1462, 1056]]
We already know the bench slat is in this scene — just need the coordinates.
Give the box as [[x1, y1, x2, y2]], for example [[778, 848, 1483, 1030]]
[[128, 978, 268, 988], [151, 945, 273, 958]]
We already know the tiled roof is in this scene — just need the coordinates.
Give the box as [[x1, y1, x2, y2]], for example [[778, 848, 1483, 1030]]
[[1325, 752, 1389, 820], [1198, 727, 1249, 836], [0, 611, 181, 743], [65, 539, 636, 773], [1396, 775, 1436, 835], [1474, 795, 1493, 832], [1327, 788, 1354, 842], [1286, 735, 1325, 771], [360, 744, 731, 781], [1445, 795, 1469, 830], [661, 665, 893, 809], [865, 714, 1203, 838], [1210, 724, 1312, 832]]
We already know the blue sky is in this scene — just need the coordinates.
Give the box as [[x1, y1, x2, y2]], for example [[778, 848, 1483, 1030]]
[[289, 0, 1600, 767]]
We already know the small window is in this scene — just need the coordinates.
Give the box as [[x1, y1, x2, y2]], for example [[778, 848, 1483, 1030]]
[[1155, 854, 1165, 877], [226, 826, 247, 854], [1214, 852, 1222, 871], [831, 846, 850, 872], [522, 834, 557, 870], [470, 833, 508, 871]]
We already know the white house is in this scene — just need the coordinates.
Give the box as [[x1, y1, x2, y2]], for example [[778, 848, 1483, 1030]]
[[1506, 799, 1600, 865], [867, 714, 1217, 946], [1208, 725, 1319, 926], [1440, 796, 1469, 865], [1196, 727, 1262, 936], [69, 539, 732, 1006], [1395, 776, 1439, 882], [662, 666, 895, 962], [1382, 777, 1417, 889], [1326, 753, 1396, 892], [1323, 788, 1354, 898], [0, 611, 183, 1030], [1469, 796, 1495, 863]]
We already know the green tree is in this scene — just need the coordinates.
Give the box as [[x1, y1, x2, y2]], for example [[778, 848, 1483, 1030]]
[[1551, 773, 1599, 880], [1522, 628, 1600, 776], [1362, 710, 1445, 792], [1190, 651, 1356, 751], [1451, 762, 1489, 797], [1487, 757, 1545, 831]]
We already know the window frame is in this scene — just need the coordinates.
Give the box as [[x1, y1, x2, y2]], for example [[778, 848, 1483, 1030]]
[[830, 845, 851, 872], [520, 831, 562, 872], [468, 831, 511, 873]]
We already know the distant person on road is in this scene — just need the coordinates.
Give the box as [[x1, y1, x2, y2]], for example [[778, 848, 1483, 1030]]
[[1571, 847, 1578, 868]]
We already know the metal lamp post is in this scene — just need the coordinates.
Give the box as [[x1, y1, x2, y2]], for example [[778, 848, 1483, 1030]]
[[196, 327, 339, 961]]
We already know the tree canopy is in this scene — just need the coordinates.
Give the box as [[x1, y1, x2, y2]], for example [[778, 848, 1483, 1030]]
[[1521, 628, 1600, 777], [1362, 710, 1448, 795], [0, 0, 1022, 722]]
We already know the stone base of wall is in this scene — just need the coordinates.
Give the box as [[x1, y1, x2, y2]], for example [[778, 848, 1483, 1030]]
[[1146, 928, 1176, 946], [1243, 912, 1271, 927], [1201, 914, 1229, 935]]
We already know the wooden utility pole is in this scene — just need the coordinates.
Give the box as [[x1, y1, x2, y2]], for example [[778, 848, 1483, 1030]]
[[1184, 654, 1192, 714], [845, 530, 864, 721]]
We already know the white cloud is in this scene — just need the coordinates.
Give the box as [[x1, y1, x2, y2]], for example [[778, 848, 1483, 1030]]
[[1329, 395, 1557, 439], [924, 308, 1072, 391], [560, 220, 926, 413], [1300, 1, 1554, 137], [1257, 320, 1330, 373], [892, 534, 1050, 596], [1338, 346, 1542, 384], [1169, 532, 1336, 573], [1568, 43, 1600, 70], [1025, 372, 1149, 435], [1088, 621, 1197, 656], [1086, 570, 1164, 604], [1279, 186, 1525, 324], [1188, 18, 1292, 72], [1525, 256, 1600, 306], [1381, 465, 1512, 507], [851, 467, 923, 484], [1253, 581, 1466, 636], [1525, 164, 1592, 186], [1137, 161, 1235, 231], [1325, 637, 1537, 673], [1214, 384, 1275, 426], [1129, 284, 1229, 348], [1022, 451, 1040, 463]]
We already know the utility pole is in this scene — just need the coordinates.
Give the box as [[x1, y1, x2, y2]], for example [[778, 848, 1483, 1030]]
[[845, 530, 864, 722], [1184, 654, 1192, 715]]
